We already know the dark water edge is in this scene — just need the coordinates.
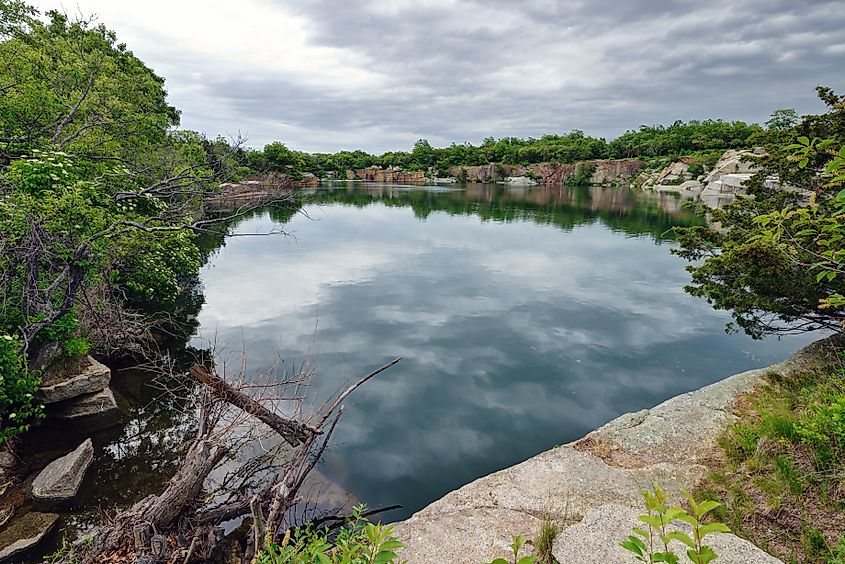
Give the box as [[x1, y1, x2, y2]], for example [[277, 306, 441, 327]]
[[12, 183, 818, 559]]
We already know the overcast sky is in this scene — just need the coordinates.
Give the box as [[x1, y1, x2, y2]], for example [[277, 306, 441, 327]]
[[30, 0, 845, 153]]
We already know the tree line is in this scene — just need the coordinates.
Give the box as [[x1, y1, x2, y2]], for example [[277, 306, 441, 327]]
[[243, 120, 772, 178]]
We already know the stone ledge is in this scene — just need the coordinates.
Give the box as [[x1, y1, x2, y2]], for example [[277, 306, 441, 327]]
[[48, 387, 118, 420], [38, 356, 111, 404], [0, 512, 58, 563]]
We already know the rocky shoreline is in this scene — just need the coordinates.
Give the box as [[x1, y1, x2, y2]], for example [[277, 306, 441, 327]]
[[214, 148, 803, 212], [0, 358, 114, 562], [392, 335, 843, 563]]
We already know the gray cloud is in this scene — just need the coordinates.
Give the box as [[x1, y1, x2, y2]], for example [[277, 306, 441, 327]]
[[48, 0, 845, 152]]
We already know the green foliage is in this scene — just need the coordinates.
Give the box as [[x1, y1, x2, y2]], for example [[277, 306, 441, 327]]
[[36, 313, 90, 359], [620, 483, 730, 564], [674, 87, 845, 338], [701, 355, 845, 562], [0, 0, 241, 440], [765, 109, 800, 133], [456, 167, 469, 184], [533, 518, 560, 564], [609, 120, 761, 159], [564, 163, 597, 187], [686, 163, 704, 177], [44, 535, 91, 564], [0, 333, 42, 441], [248, 120, 761, 179], [829, 537, 845, 564], [257, 504, 405, 564], [483, 534, 537, 564]]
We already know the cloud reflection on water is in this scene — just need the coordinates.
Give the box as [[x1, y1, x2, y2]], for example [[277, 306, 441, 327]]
[[193, 187, 816, 519]]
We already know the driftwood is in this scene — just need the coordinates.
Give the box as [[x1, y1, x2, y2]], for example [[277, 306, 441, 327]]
[[68, 357, 401, 563]]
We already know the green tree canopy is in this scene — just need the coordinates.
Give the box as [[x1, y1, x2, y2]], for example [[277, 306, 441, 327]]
[[674, 87, 844, 338]]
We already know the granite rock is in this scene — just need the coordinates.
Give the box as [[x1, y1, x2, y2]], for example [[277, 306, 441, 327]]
[[30, 438, 93, 504]]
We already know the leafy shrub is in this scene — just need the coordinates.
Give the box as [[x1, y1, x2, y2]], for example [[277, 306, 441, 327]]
[[36, 312, 90, 359], [687, 163, 704, 177], [0, 334, 43, 442], [564, 163, 597, 187], [620, 483, 730, 564], [257, 504, 404, 564]]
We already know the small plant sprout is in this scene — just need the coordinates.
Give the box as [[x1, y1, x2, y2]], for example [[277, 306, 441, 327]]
[[620, 483, 730, 564], [484, 533, 537, 564]]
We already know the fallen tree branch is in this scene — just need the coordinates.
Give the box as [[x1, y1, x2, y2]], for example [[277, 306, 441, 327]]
[[190, 364, 318, 446]]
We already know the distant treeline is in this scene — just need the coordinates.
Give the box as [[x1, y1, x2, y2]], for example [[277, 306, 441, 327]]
[[239, 117, 789, 178]]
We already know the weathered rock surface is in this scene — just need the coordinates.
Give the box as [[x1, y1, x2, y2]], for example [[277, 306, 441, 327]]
[[30, 438, 93, 504], [702, 150, 758, 184], [656, 161, 691, 185], [505, 175, 539, 186], [353, 167, 426, 183], [446, 159, 646, 186], [393, 336, 841, 563], [38, 356, 110, 404], [48, 386, 118, 420], [0, 452, 15, 470], [0, 507, 12, 529], [655, 180, 703, 194], [0, 512, 58, 562]]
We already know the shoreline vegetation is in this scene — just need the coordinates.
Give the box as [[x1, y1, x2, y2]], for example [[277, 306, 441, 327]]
[[0, 0, 843, 563]]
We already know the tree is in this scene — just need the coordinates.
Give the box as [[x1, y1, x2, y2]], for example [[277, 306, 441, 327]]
[[765, 108, 800, 132], [674, 88, 845, 338], [0, 4, 276, 440]]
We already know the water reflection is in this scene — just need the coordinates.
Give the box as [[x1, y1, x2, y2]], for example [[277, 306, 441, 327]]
[[192, 184, 815, 521]]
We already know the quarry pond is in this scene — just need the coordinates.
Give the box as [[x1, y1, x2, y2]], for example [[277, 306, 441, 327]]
[[190, 182, 817, 519], [22, 182, 819, 550]]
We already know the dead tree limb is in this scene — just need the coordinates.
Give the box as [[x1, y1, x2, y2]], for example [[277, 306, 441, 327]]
[[71, 356, 401, 564], [190, 364, 318, 446]]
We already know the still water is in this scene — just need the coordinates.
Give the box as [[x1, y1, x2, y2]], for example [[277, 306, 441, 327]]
[[190, 183, 815, 521], [18, 183, 819, 556]]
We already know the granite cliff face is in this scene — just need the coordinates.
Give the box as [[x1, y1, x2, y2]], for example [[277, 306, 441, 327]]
[[640, 149, 790, 208], [445, 159, 646, 186], [351, 166, 426, 183]]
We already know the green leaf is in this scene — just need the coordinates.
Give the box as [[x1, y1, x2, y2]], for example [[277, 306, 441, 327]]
[[698, 545, 719, 564], [616, 537, 643, 564], [699, 523, 731, 536], [693, 500, 721, 518], [633, 527, 650, 539], [798, 136, 810, 145], [653, 552, 680, 564], [489, 559, 510, 564], [663, 507, 688, 521], [638, 515, 664, 528], [374, 550, 398, 563], [677, 514, 698, 527], [517, 557, 538, 564], [664, 531, 696, 548]]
